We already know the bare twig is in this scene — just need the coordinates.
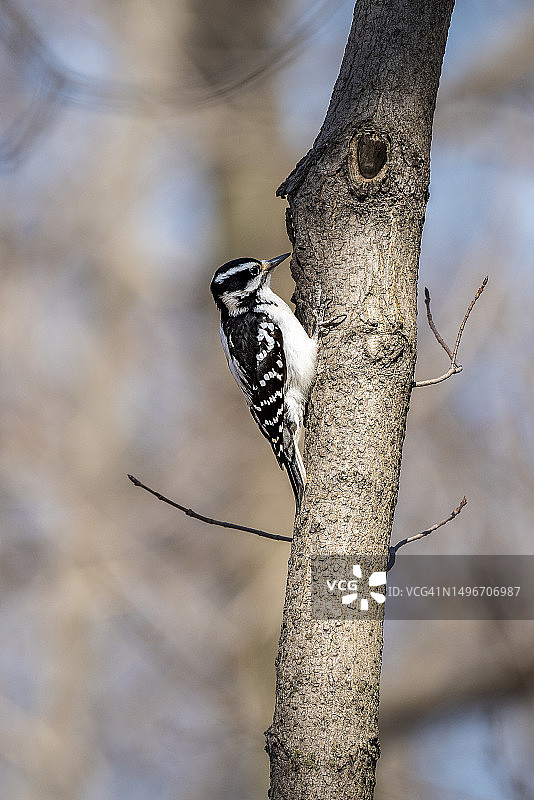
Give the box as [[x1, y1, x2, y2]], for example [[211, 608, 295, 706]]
[[453, 277, 488, 355], [387, 496, 467, 570], [128, 473, 466, 559], [424, 286, 453, 358], [128, 475, 292, 543], [414, 277, 488, 388]]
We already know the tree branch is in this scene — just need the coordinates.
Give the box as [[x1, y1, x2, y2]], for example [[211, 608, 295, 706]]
[[127, 475, 292, 542], [387, 496, 467, 570], [128, 474, 467, 568], [414, 277, 488, 388], [423, 285, 453, 358]]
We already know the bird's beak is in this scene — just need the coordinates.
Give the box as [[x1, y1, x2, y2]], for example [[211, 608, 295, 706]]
[[261, 252, 291, 273]]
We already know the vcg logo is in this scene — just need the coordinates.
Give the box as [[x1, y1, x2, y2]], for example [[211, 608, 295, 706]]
[[327, 564, 387, 612]]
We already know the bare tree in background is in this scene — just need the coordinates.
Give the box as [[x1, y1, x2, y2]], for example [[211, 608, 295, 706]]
[[266, 2, 454, 797], [2, 1, 534, 799]]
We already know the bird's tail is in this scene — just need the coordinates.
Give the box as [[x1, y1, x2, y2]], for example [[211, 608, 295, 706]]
[[284, 436, 306, 514]]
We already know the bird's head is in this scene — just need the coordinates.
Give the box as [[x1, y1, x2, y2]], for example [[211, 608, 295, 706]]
[[210, 253, 290, 315]]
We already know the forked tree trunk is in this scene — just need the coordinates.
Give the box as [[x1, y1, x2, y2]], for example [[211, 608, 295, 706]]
[[265, 2, 455, 798]]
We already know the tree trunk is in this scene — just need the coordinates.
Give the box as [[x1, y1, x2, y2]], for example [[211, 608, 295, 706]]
[[265, 2, 454, 798]]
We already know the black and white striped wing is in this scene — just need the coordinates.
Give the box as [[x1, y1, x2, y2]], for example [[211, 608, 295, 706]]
[[219, 322, 254, 406], [250, 320, 304, 509], [250, 320, 286, 465], [220, 315, 286, 466]]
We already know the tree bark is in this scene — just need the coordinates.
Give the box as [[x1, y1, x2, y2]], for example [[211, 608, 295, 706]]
[[265, 2, 454, 798]]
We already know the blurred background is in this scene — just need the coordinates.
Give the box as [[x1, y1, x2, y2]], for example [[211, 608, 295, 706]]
[[1, 0, 533, 798]]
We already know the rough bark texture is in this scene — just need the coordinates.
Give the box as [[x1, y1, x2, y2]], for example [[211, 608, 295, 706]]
[[265, 2, 454, 798]]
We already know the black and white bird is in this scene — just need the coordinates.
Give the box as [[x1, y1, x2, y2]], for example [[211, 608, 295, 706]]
[[210, 253, 317, 512]]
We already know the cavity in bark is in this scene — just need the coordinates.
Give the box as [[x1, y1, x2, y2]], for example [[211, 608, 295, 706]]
[[356, 132, 388, 179]]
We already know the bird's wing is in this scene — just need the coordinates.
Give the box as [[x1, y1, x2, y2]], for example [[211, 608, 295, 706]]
[[220, 321, 254, 405], [221, 315, 286, 465], [249, 319, 287, 465]]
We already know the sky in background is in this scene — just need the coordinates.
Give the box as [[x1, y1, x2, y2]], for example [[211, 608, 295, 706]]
[[1, 1, 534, 798]]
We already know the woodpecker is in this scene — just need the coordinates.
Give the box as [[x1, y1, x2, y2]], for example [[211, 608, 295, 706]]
[[210, 253, 317, 512]]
